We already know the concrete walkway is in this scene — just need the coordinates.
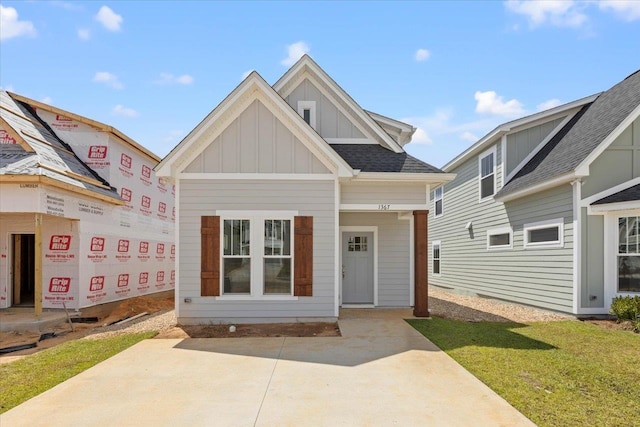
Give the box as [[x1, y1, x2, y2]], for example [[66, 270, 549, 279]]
[[1, 309, 535, 427]]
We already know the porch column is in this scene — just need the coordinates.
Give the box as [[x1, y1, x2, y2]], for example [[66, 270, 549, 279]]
[[34, 213, 43, 318], [413, 210, 429, 317]]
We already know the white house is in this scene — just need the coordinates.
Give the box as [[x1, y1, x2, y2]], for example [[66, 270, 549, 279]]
[[156, 56, 454, 323]]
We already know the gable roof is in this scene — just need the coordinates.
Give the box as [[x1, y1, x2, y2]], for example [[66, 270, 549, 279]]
[[155, 71, 354, 178], [443, 94, 599, 172], [496, 70, 640, 201], [273, 55, 405, 153], [0, 91, 122, 204], [331, 144, 442, 173], [365, 110, 416, 146], [592, 183, 640, 205]]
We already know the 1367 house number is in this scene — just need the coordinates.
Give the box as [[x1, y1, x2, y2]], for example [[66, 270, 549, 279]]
[[378, 204, 391, 210]]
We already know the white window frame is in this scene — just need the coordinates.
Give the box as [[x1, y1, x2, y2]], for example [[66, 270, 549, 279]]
[[432, 241, 441, 276], [486, 227, 513, 250], [217, 210, 298, 300], [434, 186, 443, 218], [523, 218, 564, 249], [478, 146, 497, 202], [615, 215, 640, 294], [297, 101, 317, 129]]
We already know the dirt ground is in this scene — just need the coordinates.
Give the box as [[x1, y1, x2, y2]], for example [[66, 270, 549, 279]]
[[582, 319, 637, 332], [0, 292, 175, 361], [156, 322, 341, 339]]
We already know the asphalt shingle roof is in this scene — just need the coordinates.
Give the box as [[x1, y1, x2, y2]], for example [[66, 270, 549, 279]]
[[330, 144, 444, 173], [592, 184, 640, 205], [496, 70, 640, 199]]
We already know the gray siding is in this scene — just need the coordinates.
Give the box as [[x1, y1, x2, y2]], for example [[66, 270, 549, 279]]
[[580, 117, 640, 309], [285, 78, 366, 139], [581, 117, 640, 198], [340, 182, 427, 205], [178, 179, 336, 322], [430, 142, 575, 313], [505, 117, 566, 178], [183, 99, 330, 174], [340, 212, 411, 306]]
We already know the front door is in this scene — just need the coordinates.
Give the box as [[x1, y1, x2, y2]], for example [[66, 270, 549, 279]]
[[12, 234, 35, 307], [342, 232, 374, 304]]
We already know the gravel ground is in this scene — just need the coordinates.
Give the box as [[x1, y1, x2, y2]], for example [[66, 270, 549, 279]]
[[83, 310, 177, 340], [82, 287, 570, 339], [428, 286, 571, 323]]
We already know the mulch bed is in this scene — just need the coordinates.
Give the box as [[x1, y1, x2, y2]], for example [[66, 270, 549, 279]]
[[156, 322, 341, 338]]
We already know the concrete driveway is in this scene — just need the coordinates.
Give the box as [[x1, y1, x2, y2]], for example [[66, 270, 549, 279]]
[[1, 309, 534, 427]]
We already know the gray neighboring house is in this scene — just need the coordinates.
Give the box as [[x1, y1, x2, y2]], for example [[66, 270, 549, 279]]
[[429, 70, 640, 315], [156, 56, 453, 324]]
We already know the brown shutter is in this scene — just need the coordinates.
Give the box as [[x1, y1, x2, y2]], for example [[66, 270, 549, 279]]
[[413, 210, 429, 317], [201, 216, 220, 296], [294, 216, 313, 296]]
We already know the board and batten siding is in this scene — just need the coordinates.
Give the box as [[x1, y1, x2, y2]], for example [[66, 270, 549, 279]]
[[285, 78, 366, 139], [178, 179, 336, 322], [580, 117, 640, 309], [505, 117, 566, 177], [430, 141, 575, 313], [340, 212, 411, 306], [183, 99, 330, 174], [340, 182, 427, 205]]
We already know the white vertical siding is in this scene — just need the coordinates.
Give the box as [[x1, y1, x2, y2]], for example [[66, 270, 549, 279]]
[[340, 212, 411, 306], [285, 79, 366, 139], [183, 100, 330, 174], [178, 179, 336, 322]]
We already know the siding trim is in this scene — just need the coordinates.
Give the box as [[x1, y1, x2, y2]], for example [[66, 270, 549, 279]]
[[180, 173, 334, 180], [339, 226, 379, 306], [572, 179, 581, 314], [340, 204, 428, 211]]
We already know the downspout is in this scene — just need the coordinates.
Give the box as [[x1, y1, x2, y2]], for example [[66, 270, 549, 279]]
[[571, 179, 582, 314]]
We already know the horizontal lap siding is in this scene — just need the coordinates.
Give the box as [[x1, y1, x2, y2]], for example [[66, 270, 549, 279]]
[[340, 212, 410, 306], [430, 143, 575, 313], [341, 182, 427, 205], [179, 180, 335, 320]]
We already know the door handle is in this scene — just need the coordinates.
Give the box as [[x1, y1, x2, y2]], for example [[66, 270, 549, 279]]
[[342, 265, 345, 279]]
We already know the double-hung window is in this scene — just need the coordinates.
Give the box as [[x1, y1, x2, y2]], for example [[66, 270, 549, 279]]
[[617, 216, 640, 293], [479, 148, 496, 201], [432, 241, 441, 276], [222, 213, 294, 297], [434, 186, 443, 217]]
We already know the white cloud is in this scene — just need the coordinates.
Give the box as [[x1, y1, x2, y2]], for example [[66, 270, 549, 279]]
[[112, 105, 139, 118], [241, 69, 255, 80], [537, 98, 562, 111], [281, 41, 310, 66], [598, 0, 640, 21], [162, 130, 184, 143], [95, 5, 122, 31], [475, 90, 526, 117], [93, 71, 124, 89], [414, 49, 431, 62], [41, 96, 53, 104], [77, 28, 90, 40], [410, 127, 433, 145], [460, 131, 479, 142], [50, 1, 83, 11], [0, 5, 37, 41], [504, 0, 588, 28], [154, 72, 194, 85]]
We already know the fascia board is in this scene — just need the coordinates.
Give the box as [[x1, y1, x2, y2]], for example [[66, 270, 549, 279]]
[[494, 172, 577, 203]]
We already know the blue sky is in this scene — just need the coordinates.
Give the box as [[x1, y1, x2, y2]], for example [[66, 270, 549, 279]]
[[1, 1, 639, 167]]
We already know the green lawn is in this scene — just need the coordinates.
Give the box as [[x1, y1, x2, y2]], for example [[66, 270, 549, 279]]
[[0, 332, 155, 413], [407, 318, 640, 427]]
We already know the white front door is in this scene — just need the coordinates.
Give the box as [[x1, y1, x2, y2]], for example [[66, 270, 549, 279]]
[[342, 232, 374, 304]]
